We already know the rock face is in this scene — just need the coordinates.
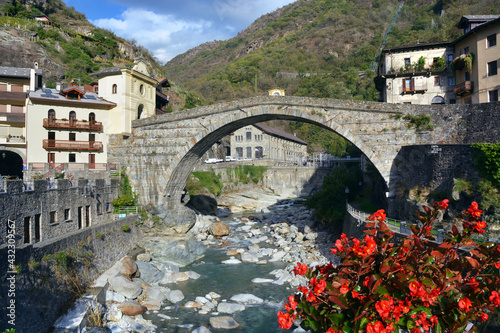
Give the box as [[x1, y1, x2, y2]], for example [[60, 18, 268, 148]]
[[117, 301, 147, 316], [209, 222, 230, 237], [141, 237, 207, 267], [135, 261, 164, 284], [108, 276, 142, 299]]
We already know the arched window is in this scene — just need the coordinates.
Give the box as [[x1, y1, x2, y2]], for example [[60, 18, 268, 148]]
[[112, 84, 117, 94], [139, 84, 144, 95], [89, 112, 96, 122], [431, 96, 446, 104], [137, 105, 144, 119], [48, 109, 55, 119], [69, 111, 76, 120]]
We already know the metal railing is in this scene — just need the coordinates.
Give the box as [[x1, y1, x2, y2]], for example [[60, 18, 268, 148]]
[[43, 139, 103, 151], [346, 203, 447, 242], [43, 118, 103, 131]]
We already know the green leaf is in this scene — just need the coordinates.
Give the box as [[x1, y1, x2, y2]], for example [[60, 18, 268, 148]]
[[435, 321, 444, 333], [374, 286, 389, 296], [327, 313, 345, 326]]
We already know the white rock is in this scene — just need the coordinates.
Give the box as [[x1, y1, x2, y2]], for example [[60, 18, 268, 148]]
[[217, 302, 246, 314], [166, 290, 184, 303], [185, 271, 201, 279], [222, 257, 242, 264], [208, 292, 221, 299], [230, 293, 264, 304], [106, 290, 126, 304], [251, 278, 274, 284]]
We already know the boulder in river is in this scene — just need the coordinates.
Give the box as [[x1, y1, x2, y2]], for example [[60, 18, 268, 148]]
[[108, 276, 142, 299], [119, 256, 139, 279], [117, 300, 147, 316], [230, 293, 264, 304], [135, 261, 165, 284], [209, 222, 230, 237], [209, 316, 240, 329]]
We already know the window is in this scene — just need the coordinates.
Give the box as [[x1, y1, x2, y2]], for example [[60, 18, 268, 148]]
[[236, 147, 243, 159], [49, 211, 56, 224], [97, 202, 102, 215], [106, 203, 111, 213], [112, 84, 117, 94], [489, 90, 499, 102], [487, 34, 497, 48], [139, 84, 144, 95], [48, 109, 55, 119], [464, 71, 470, 81], [246, 147, 252, 158], [404, 58, 411, 67], [464, 97, 472, 104], [450, 99, 456, 104], [463, 46, 469, 55], [447, 54, 454, 63], [246, 131, 252, 141], [69, 133, 75, 141], [89, 112, 95, 122], [64, 208, 70, 221], [487, 61, 497, 76], [69, 153, 75, 163], [434, 76, 440, 86], [34, 214, 40, 242], [69, 111, 76, 120], [24, 216, 30, 244], [448, 76, 455, 86]]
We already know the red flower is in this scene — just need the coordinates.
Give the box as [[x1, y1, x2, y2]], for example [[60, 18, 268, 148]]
[[352, 290, 359, 298], [277, 311, 293, 329], [292, 262, 308, 276], [363, 276, 370, 287], [326, 329, 337, 333], [366, 321, 387, 333], [489, 291, 500, 307], [375, 297, 393, 318], [479, 312, 489, 322], [287, 295, 298, 311], [474, 221, 487, 234], [340, 283, 349, 295], [467, 202, 482, 219], [368, 209, 386, 222], [435, 199, 449, 210], [494, 262, 500, 269], [458, 297, 472, 312]]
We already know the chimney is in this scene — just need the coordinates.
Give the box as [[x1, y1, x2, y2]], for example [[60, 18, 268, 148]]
[[56, 82, 61, 91], [69, 78, 75, 87], [30, 69, 35, 91]]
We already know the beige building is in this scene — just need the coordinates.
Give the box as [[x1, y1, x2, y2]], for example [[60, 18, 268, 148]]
[[230, 123, 307, 164], [91, 58, 157, 135], [26, 85, 116, 173], [377, 42, 456, 105], [452, 15, 500, 104], [0, 66, 42, 178]]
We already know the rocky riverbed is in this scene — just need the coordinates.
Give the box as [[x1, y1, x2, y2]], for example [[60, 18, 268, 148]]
[[94, 199, 339, 333]]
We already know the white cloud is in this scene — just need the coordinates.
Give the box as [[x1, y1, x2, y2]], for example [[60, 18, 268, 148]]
[[90, 0, 296, 63], [93, 9, 214, 63]]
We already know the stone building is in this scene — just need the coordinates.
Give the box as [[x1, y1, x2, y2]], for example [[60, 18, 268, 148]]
[[377, 42, 456, 105], [452, 15, 500, 104], [0, 66, 43, 178], [229, 123, 307, 164]]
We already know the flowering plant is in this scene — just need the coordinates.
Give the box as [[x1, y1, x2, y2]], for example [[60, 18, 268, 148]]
[[278, 200, 500, 333]]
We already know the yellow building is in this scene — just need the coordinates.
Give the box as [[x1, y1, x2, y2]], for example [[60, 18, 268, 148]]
[[452, 15, 500, 104], [91, 58, 157, 135]]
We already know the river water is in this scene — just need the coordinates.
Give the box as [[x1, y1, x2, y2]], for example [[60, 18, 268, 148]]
[[141, 205, 314, 333]]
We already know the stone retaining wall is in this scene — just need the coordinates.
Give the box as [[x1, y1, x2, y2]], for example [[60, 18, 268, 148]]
[[0, 215, 143, 333]]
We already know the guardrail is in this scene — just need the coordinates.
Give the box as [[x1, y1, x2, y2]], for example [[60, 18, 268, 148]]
[[346, 203, 447, 242]]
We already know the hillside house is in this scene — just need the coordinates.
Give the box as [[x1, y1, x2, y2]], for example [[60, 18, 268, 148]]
[[377, 42, 456, 105], [452, 15, 500, 104]]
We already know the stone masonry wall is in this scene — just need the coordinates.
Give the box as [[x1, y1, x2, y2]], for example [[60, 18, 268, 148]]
[[0, 178, 120, 249]]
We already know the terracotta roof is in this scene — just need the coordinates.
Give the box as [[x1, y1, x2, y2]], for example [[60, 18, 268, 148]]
[[253, 123, 307, 145], [382, 42, 450, 53], [156, 77, 171, 87]]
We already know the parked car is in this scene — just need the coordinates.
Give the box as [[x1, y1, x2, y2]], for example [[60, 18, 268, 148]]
[[225, 156, 236, 162], [204, 158, 218, 164]]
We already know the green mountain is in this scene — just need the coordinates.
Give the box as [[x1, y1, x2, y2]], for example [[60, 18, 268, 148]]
[[0, 0, 165, 84], [164, 0, 498, 105]]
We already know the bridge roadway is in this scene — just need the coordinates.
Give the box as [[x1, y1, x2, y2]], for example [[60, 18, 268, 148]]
[[107, 96, 500, 221]]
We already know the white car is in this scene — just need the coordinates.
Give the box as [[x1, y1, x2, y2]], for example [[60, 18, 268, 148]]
[[225, 156, 236, 162], [204, 158, 218, 164]]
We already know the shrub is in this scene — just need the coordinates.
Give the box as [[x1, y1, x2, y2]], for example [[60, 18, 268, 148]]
[[278, 200, 500, 333], [96, 232, 104, 240], [121, 224, 130, 232]]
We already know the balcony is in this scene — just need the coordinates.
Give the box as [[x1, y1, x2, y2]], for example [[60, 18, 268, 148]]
[[43, 118, 103, 132], [401, 83, 428, 95], [454, 81, 474, 96], [43, 139, 103, 151]]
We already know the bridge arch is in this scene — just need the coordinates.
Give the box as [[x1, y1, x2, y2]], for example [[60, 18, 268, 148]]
[[154, 101, 397, 210]]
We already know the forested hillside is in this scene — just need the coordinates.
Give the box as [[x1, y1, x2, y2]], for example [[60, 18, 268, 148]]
[[0, 0, 166, 84], [164, 0, 498, 155], [165, 0, 498, 104]]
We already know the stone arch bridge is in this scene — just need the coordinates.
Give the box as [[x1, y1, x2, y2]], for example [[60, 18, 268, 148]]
[[108, 96, 500, 214]]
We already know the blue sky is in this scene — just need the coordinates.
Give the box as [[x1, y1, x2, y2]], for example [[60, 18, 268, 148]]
[[63, 0, 295, 64]]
